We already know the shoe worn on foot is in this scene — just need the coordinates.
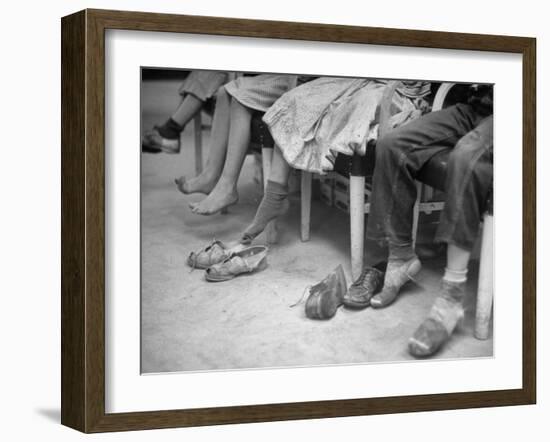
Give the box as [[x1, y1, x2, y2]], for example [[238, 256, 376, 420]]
[[408, 280, 465, 357], [142, 128, 181, 154], [141, 139, 162, 154], [305, 265, 347, 320], [187, 239, 243, 270], [204, 246, 268, 282], [370, 256, 422, 309], [343, 264, 386, 309]]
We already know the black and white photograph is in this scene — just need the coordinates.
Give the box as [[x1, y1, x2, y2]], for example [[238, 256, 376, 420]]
[[140, 69, 494, 374]]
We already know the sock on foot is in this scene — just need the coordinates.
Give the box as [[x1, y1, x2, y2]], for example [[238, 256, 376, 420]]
[[241, 180, 289, 243], [156, 118, 184, 139], [370, 242, 420, 308]]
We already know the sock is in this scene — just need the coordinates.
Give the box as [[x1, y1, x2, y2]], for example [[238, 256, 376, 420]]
[[370, 242, 420, 308], [241, 180, 289, 243], [443, 267, 468, 284], [156, 118, 184, 140], [388, 242, 415, 262]]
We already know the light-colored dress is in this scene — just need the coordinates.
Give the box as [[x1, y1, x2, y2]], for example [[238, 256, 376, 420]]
[[178, 70, 229, 101], [224, 74, 298, 112], [263, 77, 431, 174]]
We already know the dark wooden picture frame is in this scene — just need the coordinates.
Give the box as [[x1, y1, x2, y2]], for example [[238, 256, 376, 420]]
[[61, 8, 536, 433]]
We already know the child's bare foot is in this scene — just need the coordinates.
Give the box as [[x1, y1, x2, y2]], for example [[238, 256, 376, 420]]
[[175, 172, 217, 195], [190, 186, 239, 215]]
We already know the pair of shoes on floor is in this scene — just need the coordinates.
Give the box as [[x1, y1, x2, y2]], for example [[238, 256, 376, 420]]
[[187, 239, 268, 282], [300, 263, 387, 320], [141, 128, 181, 154]]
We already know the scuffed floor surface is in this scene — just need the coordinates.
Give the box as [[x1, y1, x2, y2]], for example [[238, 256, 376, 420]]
[[140, 79, 493, 374]]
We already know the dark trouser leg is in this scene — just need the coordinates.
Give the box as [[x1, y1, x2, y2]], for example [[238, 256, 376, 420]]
[[366, 103, 482, 244], [435, 116, 493, 250], [409, 117, 494, 357], [367, 104, 484, 308]]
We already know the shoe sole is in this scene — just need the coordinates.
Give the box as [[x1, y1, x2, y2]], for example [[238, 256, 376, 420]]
[[342, 299, 370, 309], [204, 256, 267, 282]]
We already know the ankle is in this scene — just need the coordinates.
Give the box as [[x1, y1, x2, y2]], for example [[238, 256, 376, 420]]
[[215, 178, 237, 194], [157, 118, 184, 139], [265, 179, 289, 195], [199, 167, 221, 183], [388, 242, 416, 264]]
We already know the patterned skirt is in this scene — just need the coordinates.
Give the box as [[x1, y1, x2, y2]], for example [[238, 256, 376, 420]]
[[224, 74, 298, 112], [263, 77, 431, 174]]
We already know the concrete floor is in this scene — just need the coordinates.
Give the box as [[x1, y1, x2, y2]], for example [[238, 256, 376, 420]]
[[140, 79, 493, 374]]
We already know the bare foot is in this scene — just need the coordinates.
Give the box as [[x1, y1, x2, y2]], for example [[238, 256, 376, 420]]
[[190, 186, 239, 215], [175, 172, 217, 195]]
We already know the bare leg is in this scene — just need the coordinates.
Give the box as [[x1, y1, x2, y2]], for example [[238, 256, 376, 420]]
[[191, 99, 253, 214], [175, 87, 231, 195], [267, 145, 291, 185], [240, 145, 291, 243], [171, 94, 203, 127]]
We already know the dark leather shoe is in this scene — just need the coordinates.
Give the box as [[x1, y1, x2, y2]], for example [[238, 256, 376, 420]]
[[343, 263, 386, 309], [305, 265, 347, 320]]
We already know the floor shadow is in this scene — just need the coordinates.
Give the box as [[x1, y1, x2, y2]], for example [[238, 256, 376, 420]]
[[35, 408, 60, 423]]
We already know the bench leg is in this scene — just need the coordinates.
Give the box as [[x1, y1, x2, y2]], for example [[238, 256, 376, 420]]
[[193, 113, 203, 176], [300, 171, 312, 242], [475, 213, 494, 340], [350, 154, 365, 282], [262, 147, 278, 243]]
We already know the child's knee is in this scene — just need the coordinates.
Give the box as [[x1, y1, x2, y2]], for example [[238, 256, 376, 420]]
[[376, 132, 404, 162]]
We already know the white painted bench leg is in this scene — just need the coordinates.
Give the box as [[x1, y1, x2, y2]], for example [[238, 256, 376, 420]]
[[475, 213, 494, 340], [300, 171, 312, 242], [193, 113, 203, 176], [350, 174, 365, 282], [262, 147, 278, 244]]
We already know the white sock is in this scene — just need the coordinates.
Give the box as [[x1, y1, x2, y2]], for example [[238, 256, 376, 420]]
[[443, 267, 468, 284]]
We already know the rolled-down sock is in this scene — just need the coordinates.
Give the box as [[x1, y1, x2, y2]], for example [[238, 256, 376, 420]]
[[156, 118, 185, 139], [442, 267, 468, 284], [241, 180, 289, 243]]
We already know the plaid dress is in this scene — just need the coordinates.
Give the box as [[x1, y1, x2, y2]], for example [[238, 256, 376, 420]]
[[263, 77, 431, 174]]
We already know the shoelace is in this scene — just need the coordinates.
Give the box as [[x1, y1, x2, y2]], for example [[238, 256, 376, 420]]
[[352, 267, 377, 288], [289, 285, 312, 308]]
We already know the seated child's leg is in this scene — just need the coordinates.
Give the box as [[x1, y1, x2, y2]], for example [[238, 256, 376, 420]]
[[175, 86, 231, 195], [241, 146, 291, 244], [170, 94, 203, 128], [190, 98, 253, 215], [409, 121, 492, 357]]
